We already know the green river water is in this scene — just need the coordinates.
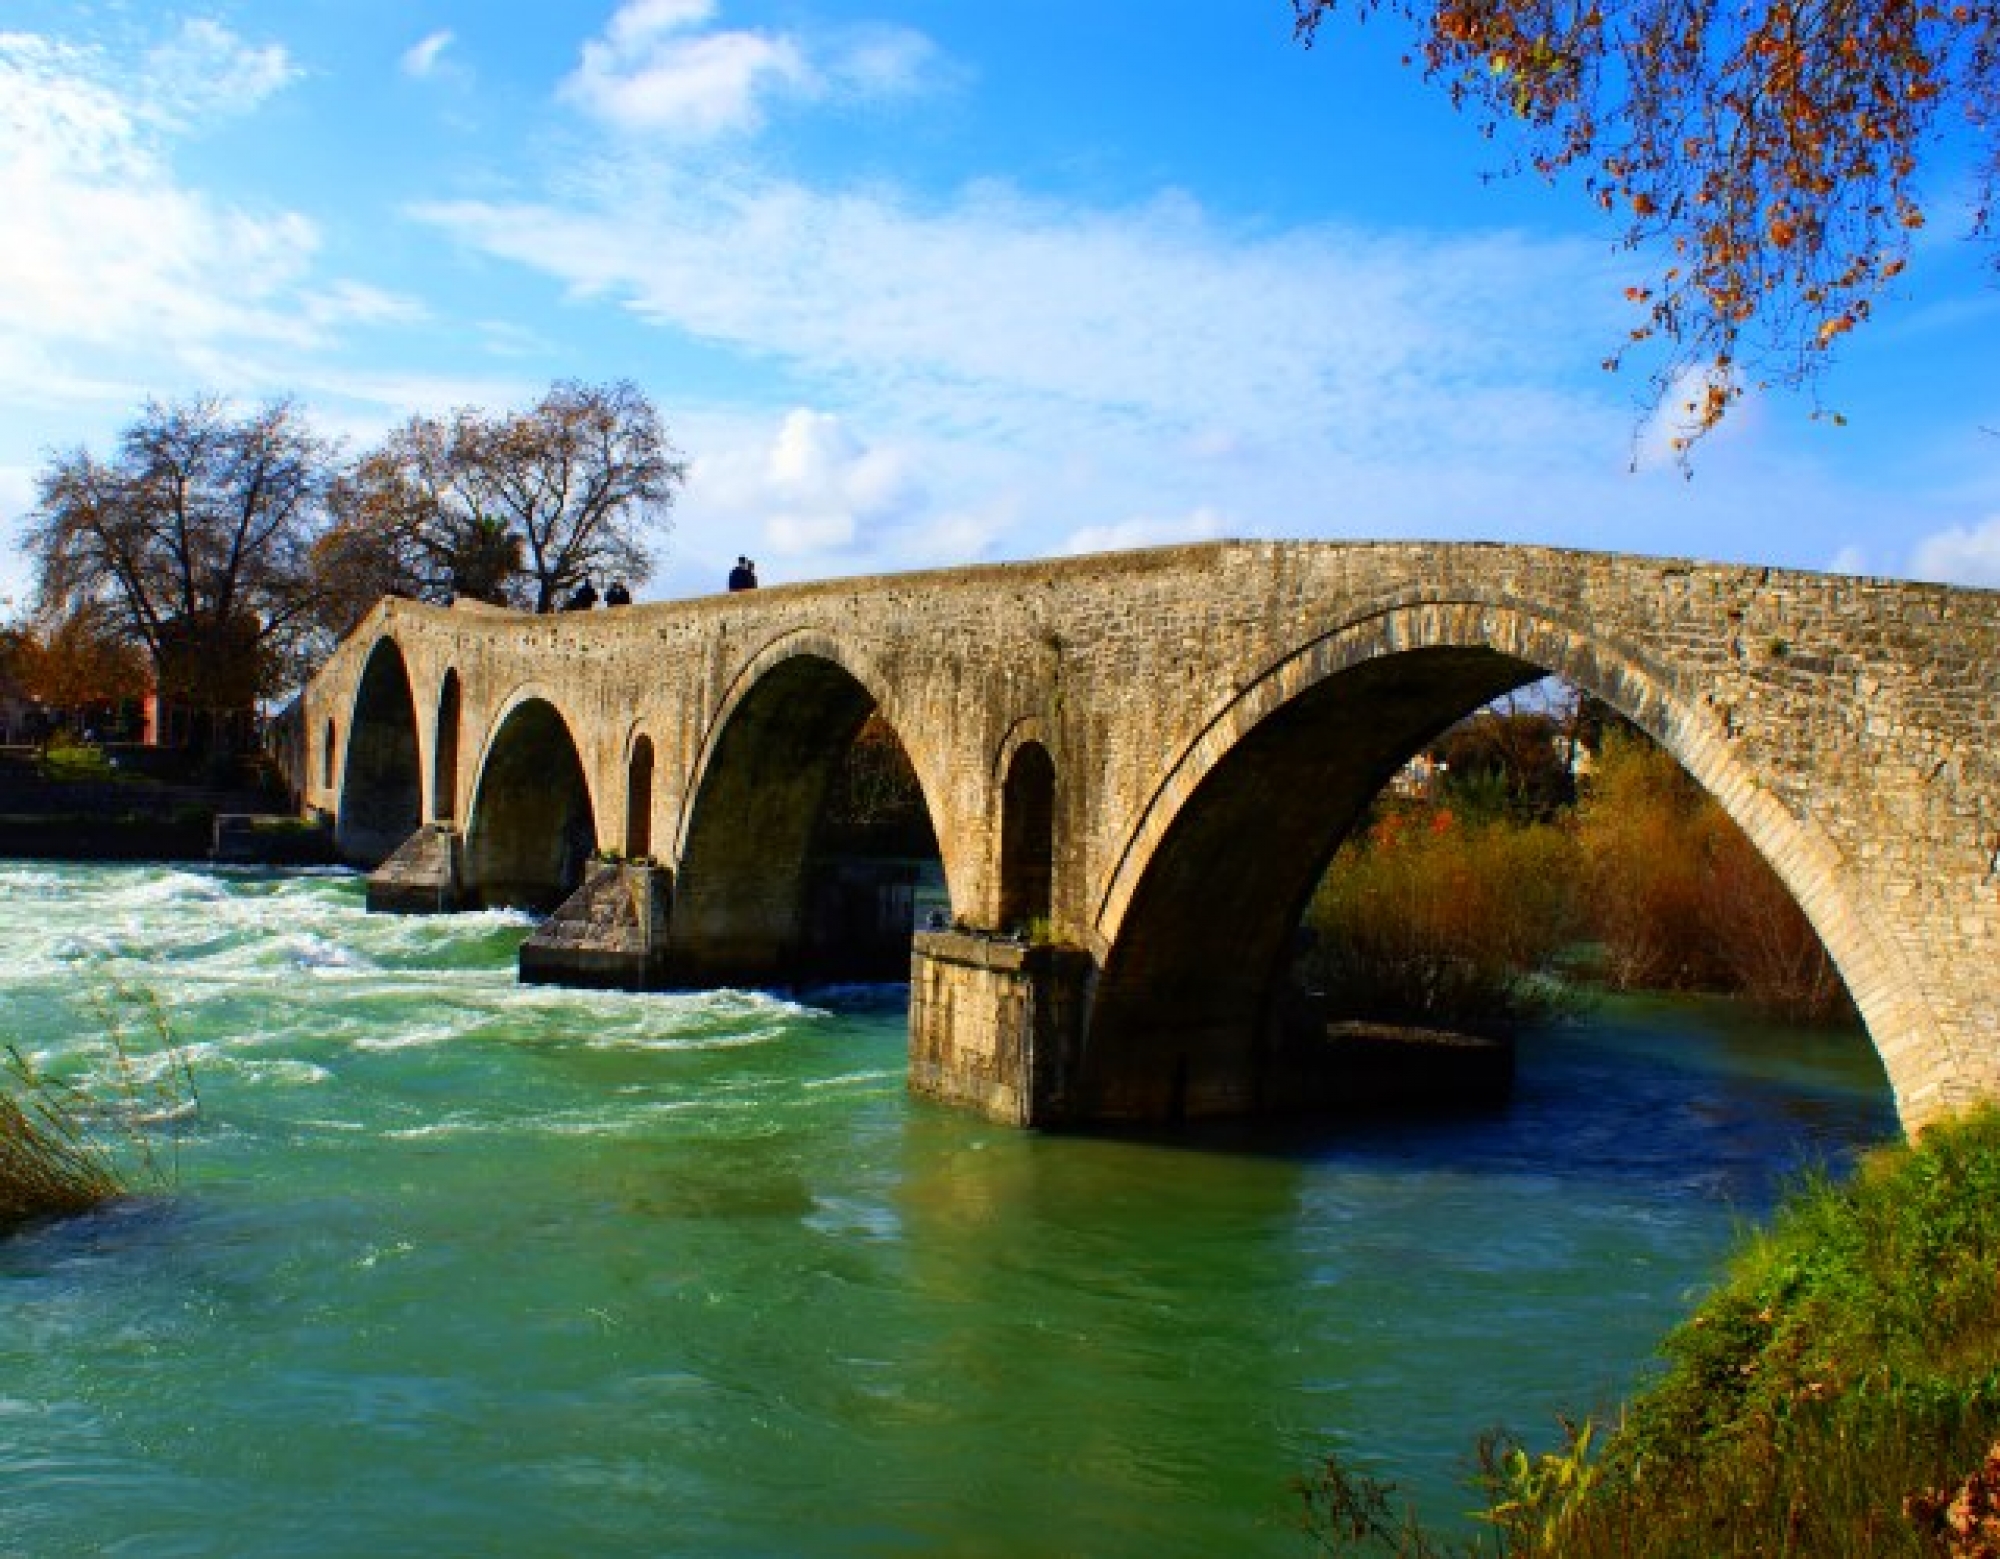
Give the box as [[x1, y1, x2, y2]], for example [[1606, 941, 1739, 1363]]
[[0, 863, 1896, 1556]]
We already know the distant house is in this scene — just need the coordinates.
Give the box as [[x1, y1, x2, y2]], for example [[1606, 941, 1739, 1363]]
[[141, 689, 257, 752], [1385, 751, 1447, 799]]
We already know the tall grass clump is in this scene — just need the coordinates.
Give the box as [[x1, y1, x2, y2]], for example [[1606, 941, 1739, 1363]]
[[1577, 732, 1853, 1024], [1305, 805, 1581, 1033], [0, 980, 194, 1236], [0, 1050, 124, 1229], [1298, 1108, 2000, 1556]]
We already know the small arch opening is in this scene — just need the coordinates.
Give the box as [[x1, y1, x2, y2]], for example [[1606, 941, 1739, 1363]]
[[998, 741, 1056, 932], [434, 671, 462, 822], [626, 734, 656, 860]]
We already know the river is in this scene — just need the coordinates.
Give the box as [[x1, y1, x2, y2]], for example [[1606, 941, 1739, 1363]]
[[0, 863, 1896, 1555]]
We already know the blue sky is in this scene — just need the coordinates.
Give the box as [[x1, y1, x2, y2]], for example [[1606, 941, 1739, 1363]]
[[2, 1, 1997, 608]]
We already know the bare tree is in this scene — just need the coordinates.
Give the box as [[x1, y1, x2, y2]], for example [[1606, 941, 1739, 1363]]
[[24, 395, 336, 748], [471, 379, 685, 613], [318, 379, 684, 617], [316, 411, 530, 628]]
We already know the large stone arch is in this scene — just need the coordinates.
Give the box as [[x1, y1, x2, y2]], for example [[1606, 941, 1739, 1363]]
[[1083, 595, 1941, 1129], [668, 632, 952, 986], [462, 692, 599, 910], [336, 636, 423, 866]]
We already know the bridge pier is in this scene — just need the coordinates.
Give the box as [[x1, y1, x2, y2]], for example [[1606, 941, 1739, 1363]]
[[366, 823, 464, 913], [518, 862, 676, 990], [908, 931, 1092, 1126]]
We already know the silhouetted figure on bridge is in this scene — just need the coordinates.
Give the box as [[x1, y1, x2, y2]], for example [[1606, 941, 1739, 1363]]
[[728, 557, 759, 592], [604, 580, 632, 607], [564, 579, 599, 611]]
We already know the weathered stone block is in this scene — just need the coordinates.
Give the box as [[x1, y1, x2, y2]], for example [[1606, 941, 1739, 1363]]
[[519, 862, 675, 990], [365, 822, 462, 914]]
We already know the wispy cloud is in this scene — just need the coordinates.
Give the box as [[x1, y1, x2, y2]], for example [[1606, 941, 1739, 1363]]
[[0, 27, 415, 413], [1064, 507, 1236, 556], [400, 29, 457, 82], [144, 18, 298, 127], [417, 170, 1624, 467]]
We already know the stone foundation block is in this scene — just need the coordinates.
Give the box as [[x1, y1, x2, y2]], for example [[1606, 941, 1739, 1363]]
[[908, 930, 1092, 1126]]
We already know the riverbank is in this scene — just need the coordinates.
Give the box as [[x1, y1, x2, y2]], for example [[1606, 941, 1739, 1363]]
[[1305, 1106, 2000, 1555], [0, 743, 327, 864]]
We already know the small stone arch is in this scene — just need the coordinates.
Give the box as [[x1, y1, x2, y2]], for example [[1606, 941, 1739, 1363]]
[[433, 669, 463, 823], [1086, 595, 1939, 1129], [625, 731, 656, 860], [335, 637, 422, 866], [462, 692, 598, 910], [998, 740, 1057, 933]]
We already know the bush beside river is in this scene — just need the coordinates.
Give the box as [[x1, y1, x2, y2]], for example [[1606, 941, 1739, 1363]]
[[1305, 728, 1855, 1035]]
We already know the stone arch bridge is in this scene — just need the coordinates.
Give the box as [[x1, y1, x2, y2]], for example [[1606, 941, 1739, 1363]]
[[285, 540, 2000, 1136]]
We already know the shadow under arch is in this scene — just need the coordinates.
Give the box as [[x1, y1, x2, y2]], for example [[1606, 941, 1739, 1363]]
[[1082, 596, 1936, 1129], [669, 635, 947, 987], [462, 694, 598, 910], [337, 636, 422, 866]]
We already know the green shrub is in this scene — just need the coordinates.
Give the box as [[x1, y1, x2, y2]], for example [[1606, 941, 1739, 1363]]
[[37, 734, 115, 784]]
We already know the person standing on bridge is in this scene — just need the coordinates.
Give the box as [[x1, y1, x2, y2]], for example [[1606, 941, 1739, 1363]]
[[728, 557, 760, 591], [604, 580, 632, 607]]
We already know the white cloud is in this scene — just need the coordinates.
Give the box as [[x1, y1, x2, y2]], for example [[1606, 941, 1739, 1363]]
[[0, 464, 38, 609], [1908, 517, 2000, 587], [823, 25, 942, 101], [401, 30, 457, 81], [684, 407, 920, 565], [559, 2, 940, 141], [561, 0, 810, 140], [1631, 363, 1750, 472]]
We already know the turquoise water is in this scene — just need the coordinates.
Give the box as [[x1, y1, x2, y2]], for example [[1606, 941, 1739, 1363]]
[[0, 864, 1896, 1556]]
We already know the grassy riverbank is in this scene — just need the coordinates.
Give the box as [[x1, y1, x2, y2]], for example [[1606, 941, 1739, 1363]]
[[1303, 1107, 2000, 1555]]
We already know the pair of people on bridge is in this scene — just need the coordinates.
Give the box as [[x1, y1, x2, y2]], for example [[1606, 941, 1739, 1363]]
[[562, 580, 632, 610], [728, 557, 760, 592]]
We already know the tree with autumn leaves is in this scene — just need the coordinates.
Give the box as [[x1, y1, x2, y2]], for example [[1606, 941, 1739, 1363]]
[[1294, 0, 1998, 447], [19, 381, 684, 749]]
